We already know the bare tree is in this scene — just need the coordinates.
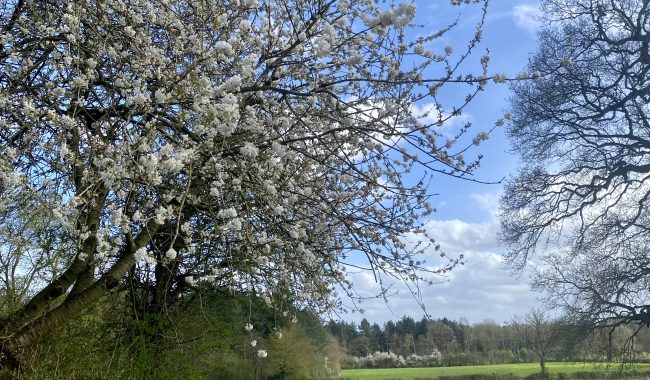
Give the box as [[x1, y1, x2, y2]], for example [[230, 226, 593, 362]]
[[511, 309, 554, 376], [0, 0, 499, 369], [500, 0, 650, 332]]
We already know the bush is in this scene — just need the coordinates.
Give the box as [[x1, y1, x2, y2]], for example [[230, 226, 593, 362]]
[[405, 352, 442, 368], [262, 324, 322, 379], [8, 291, 336, 379], [356, 351, 406, 368], [340, 355, 359, 370]]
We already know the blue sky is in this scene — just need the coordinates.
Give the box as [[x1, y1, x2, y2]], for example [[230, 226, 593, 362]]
[[340, 1, 543, 326]]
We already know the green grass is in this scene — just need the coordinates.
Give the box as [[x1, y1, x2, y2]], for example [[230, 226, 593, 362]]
[[339, 362, 650, 380]]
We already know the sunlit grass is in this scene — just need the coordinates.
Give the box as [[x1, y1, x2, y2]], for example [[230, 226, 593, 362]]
[[339, 362, 650, 380]]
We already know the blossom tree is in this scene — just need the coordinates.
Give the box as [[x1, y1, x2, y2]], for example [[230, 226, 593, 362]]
[[0, 0, 495, 367]]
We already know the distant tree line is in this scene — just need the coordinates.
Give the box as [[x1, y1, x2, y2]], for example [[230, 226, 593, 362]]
[[325, 314, 650, 369]]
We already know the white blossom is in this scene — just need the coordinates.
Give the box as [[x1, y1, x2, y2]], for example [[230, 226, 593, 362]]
[[314, 37, 331, 58], [240, 142, 259, 158], [492, 73, 507, 83], [213, 41, 233, 55], [472, 132, 490, 146], [135, 247, 156, 265], [165, 248, 177, 260], [217, 207, 237, 219]]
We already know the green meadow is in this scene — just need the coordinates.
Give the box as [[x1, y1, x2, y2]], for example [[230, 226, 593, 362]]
[[339, 362, 650, 380]]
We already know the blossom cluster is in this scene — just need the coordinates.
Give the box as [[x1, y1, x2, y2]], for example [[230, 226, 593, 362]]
[[353, 350, 442, 369]]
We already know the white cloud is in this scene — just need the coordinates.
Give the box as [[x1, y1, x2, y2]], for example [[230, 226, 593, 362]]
[[424, 218, 497, 254], [340, 194, 540, 325], [512, 3, 541, 33], [470, 192, 500, 216]]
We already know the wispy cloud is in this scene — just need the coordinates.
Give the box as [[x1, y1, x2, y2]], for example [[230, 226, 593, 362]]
[[512, 3, 541, 33], [470, 192, 500, 216]]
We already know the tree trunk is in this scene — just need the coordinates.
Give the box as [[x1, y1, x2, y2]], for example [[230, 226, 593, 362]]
[[0, 221, 160, 370], [150, 224, 184, 315], [1, 251, 134, 355], [0, 193, 107, 335], [0, 257, 86, 335], [607, 332, 613, 362]]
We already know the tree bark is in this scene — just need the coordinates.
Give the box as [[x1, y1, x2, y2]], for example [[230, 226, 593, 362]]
[[0, 221, 160, 370], [0, 257, 87, 334], [68, 189, 108, 297], [1, 189, 107, 335]]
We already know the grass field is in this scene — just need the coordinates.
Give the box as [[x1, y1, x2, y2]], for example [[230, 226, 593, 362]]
[[339, 362, 650, 380]]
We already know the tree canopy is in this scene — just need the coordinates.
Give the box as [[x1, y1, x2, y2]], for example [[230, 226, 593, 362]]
[[500, 0, 650, 331], [0, 0, 496, 368]]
